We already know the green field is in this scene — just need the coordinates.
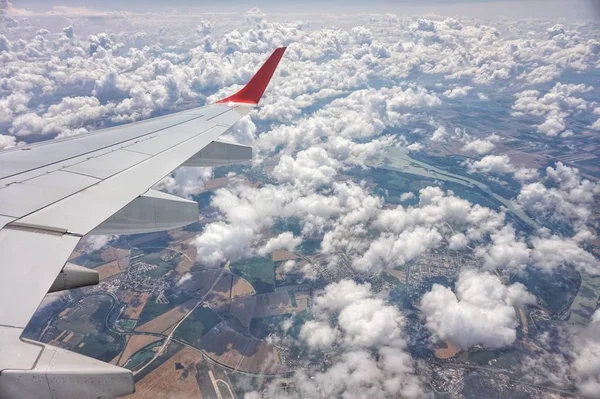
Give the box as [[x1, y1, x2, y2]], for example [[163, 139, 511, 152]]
[[57, 295, 113, 335], [137, 250, 182, 277], [250, 308, 312, 340], [174, 305, 221, 348], [137, 290, 194, 325], [124, 340, 164, 371], [115, 318, 137, 331], [230, 257, 275, 294], [54, 295, 125, 362], [288, 291, 298, 307]]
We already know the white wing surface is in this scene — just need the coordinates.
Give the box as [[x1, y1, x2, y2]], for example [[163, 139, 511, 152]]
[[0, 47, 286, 399]]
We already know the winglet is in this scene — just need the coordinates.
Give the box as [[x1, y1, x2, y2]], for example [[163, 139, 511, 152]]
[[216, 47, 286, 105]]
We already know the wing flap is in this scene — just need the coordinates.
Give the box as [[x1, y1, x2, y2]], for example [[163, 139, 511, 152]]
[[16, 117, 246, 235], [0, 228, 80, 328]]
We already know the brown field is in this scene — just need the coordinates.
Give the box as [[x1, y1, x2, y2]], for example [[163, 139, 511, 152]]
[[201, 324, 286, 374], [176, 245, 198, 274], [204, 177, 230, 190], [62, 332, 74, 343], [125, 347, 203, 399], [122, 292, 151, 320], [136, 298, 198, 334], [95, 260, 122, 280], [201, 324, 250, 369], [385, 269, 406, 283], [238, 340, 287, 374], [435, 341, 460, 359], [231, 276, 254, 298], [178, 270, 221, 295], [101, 247, 130, 263], [230, 296, 257, 328], [68, 250, 83, 260], [206, 274, 232, 312], [272, 250, 299, 262], [118, 335, 163, 367], [253, 292, 308, 318]]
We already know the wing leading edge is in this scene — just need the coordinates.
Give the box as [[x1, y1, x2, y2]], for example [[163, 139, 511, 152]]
[[0, 47, 286, 399]]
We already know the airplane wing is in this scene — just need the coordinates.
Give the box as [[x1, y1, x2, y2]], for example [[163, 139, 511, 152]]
[[0, 47, 286, 399]]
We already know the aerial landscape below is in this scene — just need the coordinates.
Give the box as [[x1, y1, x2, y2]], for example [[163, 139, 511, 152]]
[[2, 0, 600, 398]]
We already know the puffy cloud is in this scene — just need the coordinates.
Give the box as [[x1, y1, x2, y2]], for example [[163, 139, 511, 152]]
[[257, 232, 302, 256], [474, 226, 531, 272], [0, 133, 18, 149], [154, 166, 212, 198], [272, 147, 341, 189], [466, 154, 540, 183], [531, 235, 600, 275], [571, 310, 600, 398], [511, 83, 594, 137], [516, 162, 600, 231], [299, 320, 339, 349], [193, 222, 255, 267], [258, 280, 425, 398], [421, 269, 535, 350], [443, 85, 472, 99], [467, 154, 515, 174], [461, 138, 496, 155], [81, 234, 118, 253]]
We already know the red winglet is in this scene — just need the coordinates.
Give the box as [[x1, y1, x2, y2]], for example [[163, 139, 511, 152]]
[[216, 47, 286, 105]]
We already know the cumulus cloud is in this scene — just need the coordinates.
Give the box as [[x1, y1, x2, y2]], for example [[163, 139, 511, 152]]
[[531, 235, 600, 275], [461, 138, 496, 155], [466, 154, 540, 183], [516, 162, 600, 231], [443, 85, 472, 99], [154, 166, 212, 198], [467, 154, 516, 174], [257, 231, 302, 256], [254, 280, 424, 398], [272, 147, 341, 189], [572, 310, 600, 398], [512, 83, 594, 137], [421, 269, 535, 350], [193, 222, 255, 267], [81, 234, 118, 254]]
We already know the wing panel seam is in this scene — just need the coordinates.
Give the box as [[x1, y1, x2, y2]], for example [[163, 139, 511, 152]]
[[0, 114, 208, 180]]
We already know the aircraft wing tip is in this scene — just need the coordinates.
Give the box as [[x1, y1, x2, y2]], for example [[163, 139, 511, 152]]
[[216, 47, 286, 105]]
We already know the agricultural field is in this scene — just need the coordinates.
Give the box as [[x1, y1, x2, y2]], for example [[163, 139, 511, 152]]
[[121, 291, 151, 320], [136, 297, 198, 334], [230, 257, 275, 294], [126, 347, 203, 399], [114, 335, 163, 367], [137, 290, 194, 326], [174, 305, 221, 348]]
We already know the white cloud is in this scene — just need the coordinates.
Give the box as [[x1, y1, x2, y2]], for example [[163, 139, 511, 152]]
[[531, 235, 600, 275], [81, 234, 118, 254], [421, 269, 535, 350], [193, 222, 255, 267], [443, 85, 472, 99], [572, 310, 600, 398], [516, 162, 600, 231], [272, 147, 341, 189], [154, 166, 212, 198], [258, 279, 425, 398], [257, 232, 302, 256], [467, 154, 515, 174], [511, 83, 593, 137], [461, 138, 496, 155]]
